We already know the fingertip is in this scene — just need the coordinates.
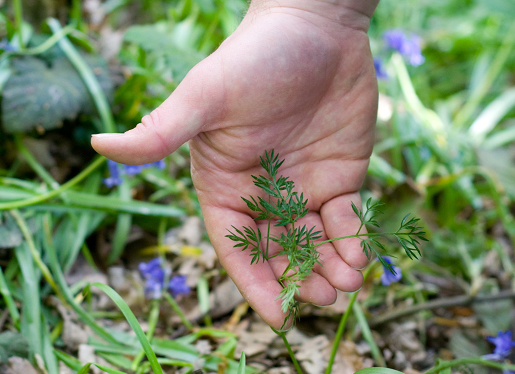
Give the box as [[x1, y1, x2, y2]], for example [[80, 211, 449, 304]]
[[90, 125, 171, 164], [91, 133, 124, 138]]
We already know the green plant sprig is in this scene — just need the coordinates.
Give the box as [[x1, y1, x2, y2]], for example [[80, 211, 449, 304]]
[[226, 150, 427, 327]]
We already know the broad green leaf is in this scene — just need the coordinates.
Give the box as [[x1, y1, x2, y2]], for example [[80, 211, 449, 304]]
[[2, 53, 112, 133], [0, 331, 29, 362], [473, 298, 513, 334], [0, 212, 23, 248], [0, 57, 11, 91], [0, 212, 38, 249], [449, 331, 489, 374]]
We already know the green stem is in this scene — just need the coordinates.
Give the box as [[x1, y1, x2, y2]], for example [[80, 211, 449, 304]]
[[325, 264, 376, 374], [132, 299, 160, 371], [46, 18, 116, 133], [273, 329, 303, 374], [315, 232, 415, 248], [391, 53, 445, 134], [81, 244, 99, 272], [0, 156, 105, 210], [10, 209, 61, 298], [163, 292, 193, 330], [265, 204, 271, 260], [1, 25, 75, 61], [70, 0, 83, 28], [425, 358, 515, 374], [13, 0, 25, 49], [15, 135, 59, 190]]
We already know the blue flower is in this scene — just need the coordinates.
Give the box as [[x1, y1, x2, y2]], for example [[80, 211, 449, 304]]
[[103, 159, 123, 188], [139, 258, 165, 299], [103, 159, 166, 187], [373, 57, 389, 80], [383, 29, 425, 67], [379, 256, 402, 286], [483, 331, 515, 361], [0, 39, 16, 52], [124, 164, 144, 175], [168, 275, 190, 297]]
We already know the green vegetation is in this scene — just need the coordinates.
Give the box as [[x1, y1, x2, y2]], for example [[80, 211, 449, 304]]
[[0, 0, 514, 373]]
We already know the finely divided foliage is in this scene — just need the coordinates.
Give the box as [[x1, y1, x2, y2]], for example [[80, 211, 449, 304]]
[[226, 150, 427, 329]]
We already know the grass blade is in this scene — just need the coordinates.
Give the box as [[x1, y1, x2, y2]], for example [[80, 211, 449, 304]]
[[41, 314, 59, 374], [353, 301, 386, 367], [237, 352, 246, 374], [42, 214, 120, 345], [108, 180, 132, 264], [64, 190, 185, 217], [92, 283, 164, 374], [15, 242, 43, 360]]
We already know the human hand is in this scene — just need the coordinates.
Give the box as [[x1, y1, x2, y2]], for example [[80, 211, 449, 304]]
[[91, 0, 379, 330]]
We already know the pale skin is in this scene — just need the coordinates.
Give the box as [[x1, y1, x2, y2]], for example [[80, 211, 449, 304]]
[[92, 0, 380, 330]]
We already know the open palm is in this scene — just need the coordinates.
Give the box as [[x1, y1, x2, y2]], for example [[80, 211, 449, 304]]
[[92, 2, 379, 330]]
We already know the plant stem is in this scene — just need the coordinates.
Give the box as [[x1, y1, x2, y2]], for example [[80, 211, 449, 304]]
[[273, 329, 303, 374], [315, 232, 416, 248], [369, 288, 515, 328], [325, 264, 375, 374], [325, 290, 358, 374], [1, 25, 74, 62], [13, 0, 25, 49], [0, 156, 105, 210], [15, 135, 59, 190], [132, 299, 160, 371], [163, 292, 193, 330], [10, 209, 61, 299], [265, 198, 272, 260], [425, 357, 515, 374]]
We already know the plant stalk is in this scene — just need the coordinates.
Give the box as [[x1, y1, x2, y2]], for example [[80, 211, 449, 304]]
[[163, 293, 193, 330], [425, 358, 515, 374], [0, 156, 105, 210], [273, 329, 303, 374], [325, 264, 375, 374]]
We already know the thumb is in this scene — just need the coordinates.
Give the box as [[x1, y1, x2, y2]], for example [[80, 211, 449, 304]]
[[91, 60, 221, 164]]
